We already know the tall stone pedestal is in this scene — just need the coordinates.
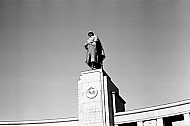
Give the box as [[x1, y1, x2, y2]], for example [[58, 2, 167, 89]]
[[78, 69, 126, 126]]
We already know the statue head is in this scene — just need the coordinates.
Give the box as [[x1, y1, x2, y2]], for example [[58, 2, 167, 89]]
[[88, 31, 94, 37]]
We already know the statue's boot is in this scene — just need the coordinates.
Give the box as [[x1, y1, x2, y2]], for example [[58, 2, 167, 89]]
[[91, 62, 96, 70]]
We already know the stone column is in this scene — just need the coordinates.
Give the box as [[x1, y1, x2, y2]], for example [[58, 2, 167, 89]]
[[78, 69, 116, 126], [78, 69, 104, 126], [112, 92, 116, 113], [137, 121, 143, 126], [184, 113, 190, 126], [157, 118, 164, 126]]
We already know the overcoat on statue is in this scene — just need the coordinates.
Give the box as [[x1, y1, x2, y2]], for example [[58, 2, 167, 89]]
[[85, 35, 105, 69]]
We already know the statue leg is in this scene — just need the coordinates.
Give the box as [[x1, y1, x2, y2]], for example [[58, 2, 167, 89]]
[[91, 62, 95, 70]]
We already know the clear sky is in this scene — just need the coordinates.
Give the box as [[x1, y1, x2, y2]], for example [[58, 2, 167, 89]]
[[0, 0, 190, 121]]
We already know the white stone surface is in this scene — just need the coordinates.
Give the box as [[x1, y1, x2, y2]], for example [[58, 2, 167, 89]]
[[78, 69, 105, 126], [184, 113, 190, 125], [115, 99, 190, 125], [137, 121, 143, 126], [157, 118, 164, 126]]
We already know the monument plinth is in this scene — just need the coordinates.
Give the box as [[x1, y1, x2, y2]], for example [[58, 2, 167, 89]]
[[78, 68, 126, 126]]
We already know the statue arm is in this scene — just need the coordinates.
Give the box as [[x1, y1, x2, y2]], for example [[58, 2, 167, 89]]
[[101, 48, 105, 59], [93, 35, 99, 42], [100, 41, 105, 58], [97, 39, 105, 59], [84, 42, 89, 50]]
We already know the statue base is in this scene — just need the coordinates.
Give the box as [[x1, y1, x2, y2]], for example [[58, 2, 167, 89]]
[[78, 68, 126, 126], [86, 62, 102, 70]]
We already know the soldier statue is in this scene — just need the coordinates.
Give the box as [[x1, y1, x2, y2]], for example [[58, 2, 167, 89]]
[[84, 31, 105, 69]]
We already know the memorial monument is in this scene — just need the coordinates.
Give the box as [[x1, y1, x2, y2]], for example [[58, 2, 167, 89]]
[[0, 32, 190, 126], [79, 32, 126, 126]]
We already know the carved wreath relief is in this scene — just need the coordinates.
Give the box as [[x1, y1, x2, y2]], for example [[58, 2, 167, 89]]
[[86, 87, 98, 99]]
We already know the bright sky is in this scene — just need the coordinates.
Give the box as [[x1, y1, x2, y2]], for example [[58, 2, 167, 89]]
[[0, 0, 190, 121]]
